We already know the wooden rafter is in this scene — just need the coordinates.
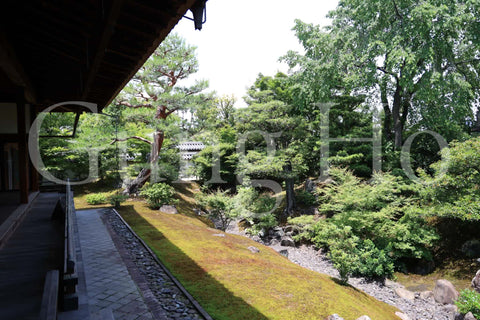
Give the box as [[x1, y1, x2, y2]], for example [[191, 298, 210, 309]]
[[0, 32, 37, 103], [104, 0, 198, 108], [82, 0, 124, 99]]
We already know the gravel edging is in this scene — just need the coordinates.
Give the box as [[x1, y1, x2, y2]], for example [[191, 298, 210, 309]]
[[102, 208, 213, 320]]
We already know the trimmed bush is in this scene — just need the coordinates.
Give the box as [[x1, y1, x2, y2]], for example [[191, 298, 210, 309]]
[[140, 183, 177, 209], [85, 193, 108, 205], [108, 193, 128, 208]]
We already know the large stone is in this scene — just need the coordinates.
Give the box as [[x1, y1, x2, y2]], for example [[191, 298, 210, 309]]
[[395, 312, 411, 320], [472, 270, 480, 293], [326, 315, 344, 320], [159, 205, 178, 214], [434, 279, 459, 304], [356, 316, 371, 320], [461, 240, 480, 258], [395, 287, 415, 301], [464, 312, 477, 320], [280, 236, 295, 247]]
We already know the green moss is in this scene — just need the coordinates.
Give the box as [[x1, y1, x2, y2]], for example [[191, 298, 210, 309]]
[[75, 182, 401, 319], [117, 200, 400, 320]]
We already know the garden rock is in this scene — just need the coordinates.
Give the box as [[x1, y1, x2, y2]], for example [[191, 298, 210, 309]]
[[280, 236, 295, 247], [384, 279, 403, 289], [283, 225, 298, 236], [251, 235, 261, 243], [395, 287, 415, 301], [472, 269, 480, 293], [464, 312, 477, 320], [443, 304, 458, 317], [159, 205, 178, 214], [326, 314, 344, 320], [355, 316, 371, 320], [419, 290, 434, 300], [395, 312, 411, 320], [273, 228, 285, 238], [247, 246, 260, 253], [434, 279, 459, 304], [278, 249, 289, 258], [461, 240, 480, 258]]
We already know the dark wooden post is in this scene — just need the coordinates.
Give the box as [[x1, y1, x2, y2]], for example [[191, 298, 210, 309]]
[[29, 105, 39, 191], [17, 88, 29, 203]]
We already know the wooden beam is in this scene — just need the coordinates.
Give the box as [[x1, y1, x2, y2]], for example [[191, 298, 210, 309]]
[[103, 0, 198, 108], [17, 88, 29, 204], [82, 0, 124, 99], [0, 33, 37, 103]]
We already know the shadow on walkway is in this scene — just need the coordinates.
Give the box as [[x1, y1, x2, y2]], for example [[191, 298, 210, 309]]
[[118, 205, 269, 320]]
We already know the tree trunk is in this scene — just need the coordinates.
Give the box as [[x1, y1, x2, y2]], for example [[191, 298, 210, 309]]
[[123, 130, 165, 194], [392, 84, 403, 150], [380, 78, 393, 143], [283, 161, 295, 220]]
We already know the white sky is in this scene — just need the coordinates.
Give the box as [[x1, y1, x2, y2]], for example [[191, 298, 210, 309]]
[[173, 0, 339, 108]]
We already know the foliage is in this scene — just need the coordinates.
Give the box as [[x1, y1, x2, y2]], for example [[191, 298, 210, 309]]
[[282, 0, 479, 165], [108, 193, 128, 208], [421, 137, 480, 220], [196, 189, 237, 231], [39, 113, 89, 181], [231, 182, 278, 231], [139, 183, 177, 209], [193, 125, 238, 188], [295, 189, 317, 207], [289, 167, 439, 280], [455, 289, 480, 319], [85, 193, 108, 205]]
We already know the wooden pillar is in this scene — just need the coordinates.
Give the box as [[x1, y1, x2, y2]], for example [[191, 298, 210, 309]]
[[17, 88, 29, 203], [29, 105, 39, 191]]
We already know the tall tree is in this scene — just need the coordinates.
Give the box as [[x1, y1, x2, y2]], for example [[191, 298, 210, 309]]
[[112, 33, 208, 194], [283, 0, 480, 150]]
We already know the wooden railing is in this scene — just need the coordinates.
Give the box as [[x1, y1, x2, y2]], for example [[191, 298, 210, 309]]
[[39, 270, 59, 320], [61, 179, 78, 311]]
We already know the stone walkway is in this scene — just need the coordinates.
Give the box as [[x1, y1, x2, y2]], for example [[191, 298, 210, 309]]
[[76, 209, 154, 320]]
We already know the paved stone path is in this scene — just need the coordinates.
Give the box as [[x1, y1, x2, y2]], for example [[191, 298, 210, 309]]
[[77, 209, 154, 320]]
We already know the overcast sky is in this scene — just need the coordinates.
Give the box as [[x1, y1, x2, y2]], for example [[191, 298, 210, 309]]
[[173, 0, 339, 107]]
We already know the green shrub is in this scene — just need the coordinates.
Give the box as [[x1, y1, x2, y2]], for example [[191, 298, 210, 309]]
[[295, 190, 317, 207], [247, 214, 278, 235], [287, 167, 438, 280], [421, 137, 480, 220], [140, 183, 177, 209], [108, 193, 128, 208], [455, 289, 480, 318], [85, 193, 108, 205], [196, 189, 237, 231]]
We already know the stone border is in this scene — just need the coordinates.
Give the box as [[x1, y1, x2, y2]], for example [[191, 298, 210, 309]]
[[110, 208, 213, 320], [0, 191, 39, 249]]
